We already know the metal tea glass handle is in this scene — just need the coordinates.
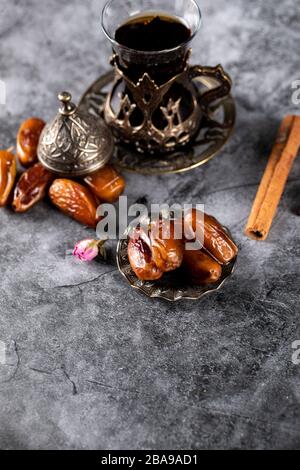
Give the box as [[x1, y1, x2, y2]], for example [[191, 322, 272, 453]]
[[189, 64, 232, 111]]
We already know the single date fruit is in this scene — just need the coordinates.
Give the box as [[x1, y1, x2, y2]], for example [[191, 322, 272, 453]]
[[84, 165, 125, 203], [12, 163, 53, 213], [182, 249, 222, 285], [149, 219, 184, 272], [17, 117, 45, 167], [128, 228, 164, 281], [0, 150, 17, 207], [128, 220, 184, 281], [184, 209, 238, 265], [49, 179, 98, 227]]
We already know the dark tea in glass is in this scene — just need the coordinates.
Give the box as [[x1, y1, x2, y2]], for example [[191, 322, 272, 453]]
[[115, 14, 191, 52], [114, 14, 192, 84]]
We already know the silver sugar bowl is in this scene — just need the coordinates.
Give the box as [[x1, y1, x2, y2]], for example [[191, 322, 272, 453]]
[[38, 92, 114, 177]]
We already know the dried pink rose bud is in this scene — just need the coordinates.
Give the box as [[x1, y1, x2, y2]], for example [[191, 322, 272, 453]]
[[73, 239, 106, 262]]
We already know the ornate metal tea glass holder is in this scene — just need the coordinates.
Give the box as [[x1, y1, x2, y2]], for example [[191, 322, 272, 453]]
[[104, 52, 232, 155], [79, 69, 235, 175]]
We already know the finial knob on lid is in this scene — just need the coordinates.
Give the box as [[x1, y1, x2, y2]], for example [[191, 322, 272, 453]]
[[58, 91, 76, 116], [38, 90, 114, 177]]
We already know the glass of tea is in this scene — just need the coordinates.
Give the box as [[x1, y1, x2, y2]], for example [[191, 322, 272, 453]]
[[101, 0, 232, 154], [102, 0, 201, 83]]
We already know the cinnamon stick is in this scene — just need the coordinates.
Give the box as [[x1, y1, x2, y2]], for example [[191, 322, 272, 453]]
[[245, 115, 300, 240]]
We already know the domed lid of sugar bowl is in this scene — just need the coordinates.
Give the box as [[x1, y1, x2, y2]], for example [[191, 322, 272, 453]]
[[38, 91, 114, 177]]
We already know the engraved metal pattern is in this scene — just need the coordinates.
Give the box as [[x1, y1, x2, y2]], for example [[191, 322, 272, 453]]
[[104, 56, 202, 153], [116, 230, 237, 302], [38, 92, 114, 177], [78, 71, 236, 175]]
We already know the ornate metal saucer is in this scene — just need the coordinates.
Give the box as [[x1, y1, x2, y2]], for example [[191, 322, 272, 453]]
[[116, 228, 237, 302], [78, 71, 235, 175]]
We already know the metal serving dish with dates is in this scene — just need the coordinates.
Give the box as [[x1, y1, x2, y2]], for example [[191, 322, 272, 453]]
[[116, 212, 238, 302], [117, 235, 237, 302]]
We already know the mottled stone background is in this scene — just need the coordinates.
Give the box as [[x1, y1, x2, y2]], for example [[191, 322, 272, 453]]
[[0, 0, 299, 450]]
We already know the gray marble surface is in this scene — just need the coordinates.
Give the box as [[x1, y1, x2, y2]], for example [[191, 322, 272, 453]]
[[0, 0, 300, 450]]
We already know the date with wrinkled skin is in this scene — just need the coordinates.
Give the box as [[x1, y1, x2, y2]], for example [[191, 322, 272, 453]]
[[0, 150, 17, 207], [84, 165, 125, 203], [49, 179, 98, 228], [12, 163, 53, 213], [182, 248, 222, 285], [128, 220, 184, 281], [184, 209, 238, 265], [149, 219, 184, 273], [17, 117, 45, 168], [128, 229, 163, 281]]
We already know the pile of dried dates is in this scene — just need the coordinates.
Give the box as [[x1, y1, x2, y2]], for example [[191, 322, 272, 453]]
[[128, 209, 238, 285], [0, 117, 125, 227]]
